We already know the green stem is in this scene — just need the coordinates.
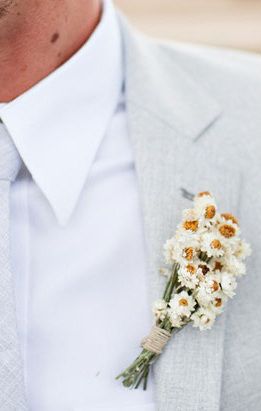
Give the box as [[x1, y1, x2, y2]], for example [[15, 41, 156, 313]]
[[116, 262, 181, 389], [142, 364, 150, 390], [163, 263, 179, 302]]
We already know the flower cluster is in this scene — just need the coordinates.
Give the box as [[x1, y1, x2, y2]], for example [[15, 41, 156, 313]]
[[154, 191, 251, 330], [117, 191, 251, 390]]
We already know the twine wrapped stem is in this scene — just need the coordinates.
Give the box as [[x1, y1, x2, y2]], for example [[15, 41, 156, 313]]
[[141, 325, 171, 355]]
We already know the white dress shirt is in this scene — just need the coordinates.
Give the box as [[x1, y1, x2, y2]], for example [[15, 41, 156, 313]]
[[0, 1, 156, 410]]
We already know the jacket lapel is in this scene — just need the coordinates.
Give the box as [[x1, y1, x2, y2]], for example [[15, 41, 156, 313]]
[[121, 18, 231, 411]]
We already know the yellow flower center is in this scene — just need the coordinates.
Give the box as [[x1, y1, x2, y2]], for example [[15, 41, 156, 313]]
[[211, 239, 222, 249], [198, 191, 211, 197], [199, 264, 209, 275], [179, 298, 188, 306], [211, 280, 220, 292], [214, 261, 223, 271], [215, 298, 222, 307], [184, 247, 194, 260], [183, 220, 199, 232], [221, 213, 239, 225], [219, 224, 236, 238], [186, 264, 196, 274], [205, 205, 216, 219]]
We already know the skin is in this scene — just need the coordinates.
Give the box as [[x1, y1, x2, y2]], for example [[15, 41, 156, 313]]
[[0, 0, 102, 101]]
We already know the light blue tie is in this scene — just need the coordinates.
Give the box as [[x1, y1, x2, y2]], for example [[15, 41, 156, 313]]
[[0, 122, 27, 410]]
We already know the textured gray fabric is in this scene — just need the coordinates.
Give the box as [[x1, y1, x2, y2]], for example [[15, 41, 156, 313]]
[[119, 16, 261, 411], [0, 124, 27, 410]]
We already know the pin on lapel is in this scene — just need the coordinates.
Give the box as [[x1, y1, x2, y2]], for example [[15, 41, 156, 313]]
[[180, 187, 195, 201]]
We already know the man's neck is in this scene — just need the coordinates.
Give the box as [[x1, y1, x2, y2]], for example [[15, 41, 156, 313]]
[[0, 0, 101, 102]]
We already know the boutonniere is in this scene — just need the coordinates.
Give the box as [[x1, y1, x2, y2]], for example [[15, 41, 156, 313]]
[[116, 191, 251, 389]]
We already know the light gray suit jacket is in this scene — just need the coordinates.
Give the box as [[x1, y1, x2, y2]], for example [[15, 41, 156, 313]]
[[119, 15, 261, 411], [3, 14, 261, 411]]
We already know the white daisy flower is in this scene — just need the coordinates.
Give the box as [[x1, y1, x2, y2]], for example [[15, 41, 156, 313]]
[[163, 238, 176, 264], [220, 231, 241, 257], [200, 232, 225, 258], [181, 246, 195, 261], [191, 307, 216, 331], [152, 299, 168, 321], [172, 233, 201, 265], [221, 272, 237, 298], [168, 310, 184, 328], [167, 244, 196, 266], [197, 262, 211, 280], [195, 273, 221, 307], [209, 258, 225, 273], [224, 255, 246, 276], [205, 272, 221, 291], [234, 239, 252, 260], [218, 221, 240, 240], [195, 284, 213, 307], [178, 264, 199, 290], [169, 291, 196, 318], [209, 291, 228, 314], [180, 208, 201, 234], [164, 233, 200, 266], [175, 228, 201, 246], [194, 194, 217, 225], [194, 192, 214, 208], [219, 212, 239, 226]]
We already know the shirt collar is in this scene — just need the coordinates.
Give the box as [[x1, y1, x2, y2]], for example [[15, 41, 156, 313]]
[[0, 0, 123, 225]]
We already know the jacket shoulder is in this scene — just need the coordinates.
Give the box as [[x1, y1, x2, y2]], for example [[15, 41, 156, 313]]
[[155, 40, 261, 79]]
